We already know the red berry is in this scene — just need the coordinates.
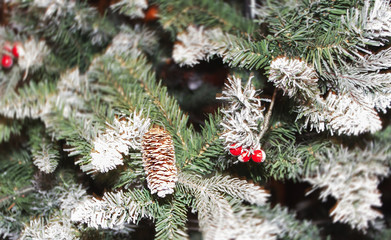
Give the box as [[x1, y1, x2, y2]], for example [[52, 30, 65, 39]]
[[1, 55, 13, 68], [229, 144, 242, 156], [144, 5, 159, 22], [252, 149, 266, 163], [12, 45, 19, 58], [239, 150, 251, 162]]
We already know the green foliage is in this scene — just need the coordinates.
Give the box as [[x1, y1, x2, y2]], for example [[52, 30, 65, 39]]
[[14, 0, 116, 71], [0, 118, 23, 143], [155, 196, 189, 240], [260, 0, 367, 72], [256, 204, 323, 240], [153, 0, 255, 37], [114, 153, 145, 189], [27, 122, 61, 173], [182, 113, 225, 175], [1, 0, 390, 239], [216, 36, 272, 70], [261, 121, 331, 181]]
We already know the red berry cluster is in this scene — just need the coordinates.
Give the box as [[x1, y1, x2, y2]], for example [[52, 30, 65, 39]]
[[229, 144, 266, 163], [1, 42, 21, 69]]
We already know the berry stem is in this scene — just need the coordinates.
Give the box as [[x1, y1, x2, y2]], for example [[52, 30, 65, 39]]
[[258, 88, 277, 140]]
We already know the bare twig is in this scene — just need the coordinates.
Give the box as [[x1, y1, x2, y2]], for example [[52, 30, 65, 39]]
[[258, 88, 278, 140], [0, 186, 35, 205]]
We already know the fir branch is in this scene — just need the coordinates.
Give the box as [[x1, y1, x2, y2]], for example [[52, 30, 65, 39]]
[[0, 118, 22, 143], [110, 0, 148, 19], [305, 144, 391, 231], [256, 204, 322, 240], [0, 80, 56, 119], [268, 57, 319, 100], [28, 124, 60, 174], [218, 75, 269, 156], [114, 153, 145, 189], [0, 149, 34, 201], [0, 186, 35, 206], [155, 197, 189, 240], [172, 26, 271, 69], [89, 112, 150, 173], [178, 173, 276, 240], [183, 113, 224, 174], [71, 189, 157, 229], [207, 175, 270, 206], [110, 53, 198, 166], [154, 0, 255, 36]]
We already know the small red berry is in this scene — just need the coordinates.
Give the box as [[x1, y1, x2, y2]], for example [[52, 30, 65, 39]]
[[252, 149, 266, 163], [144, 5, 159, 22], [1, 55, 13, 69], [12, 45, 19, 58], [229, 144, 242, 156], [11, 43, 24, 58], [239, 150, 251, 162]]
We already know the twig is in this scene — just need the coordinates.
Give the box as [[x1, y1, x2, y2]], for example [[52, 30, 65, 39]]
[[258, 88, 278, 140], [0, 186, 35, 205]]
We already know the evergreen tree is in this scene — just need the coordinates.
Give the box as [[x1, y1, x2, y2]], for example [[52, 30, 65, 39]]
[[0, 0, 390, 239]]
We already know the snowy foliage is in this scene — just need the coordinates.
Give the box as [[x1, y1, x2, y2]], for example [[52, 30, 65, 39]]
[[364, 0, 391, 42], [18, 39, 50, 74], [0, 214, 19, 240], [178, 173, 275, 240], [299, 93, 383, 136], [111, 0, 148, 18], [90, 112, 151, 173], [106, 27, 157, 55], [173, 26, 213, 66], [342, 0, 391, 46], [358, 47, 391, 71], [32, 0, 75, 20], [269, 57, 319, 99], [305, 145, 390, 231], [267, 55, 386, 135], [172, 26, 224, 66], [31, 142, 59, 174], [20, 218, 75, 240], [71, 190, 150, 229], [217, 76, 268, 154], [20, 184, 87, 240], [54, 68, 90, 119], [324, 93, 382, 135]]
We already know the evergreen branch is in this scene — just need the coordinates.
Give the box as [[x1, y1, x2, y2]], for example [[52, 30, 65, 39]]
[[154, 0, 255, 36], [110, 0, 147, 19], [305, 143, 391, 231], [28, 123, 60, 174], [0, 80, 56, 119], [155, 197, 189, 240], [0, 186, 35, 206], [111, 54, 199, 166], [207, 175, 269, 206], [178, 173, 276, 240], [71, 189, 157, 229], [0, 118, 22, 143], [114, 153, 145, 189], [256, 204, 322, 240], [179, 173, 269, 206], [213, 36, 271, 70], [0, 148, 34, 190], [183, 113, 224, 174]]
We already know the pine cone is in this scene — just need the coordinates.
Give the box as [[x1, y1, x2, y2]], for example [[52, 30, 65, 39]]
[[141, 126, 178, 198]]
